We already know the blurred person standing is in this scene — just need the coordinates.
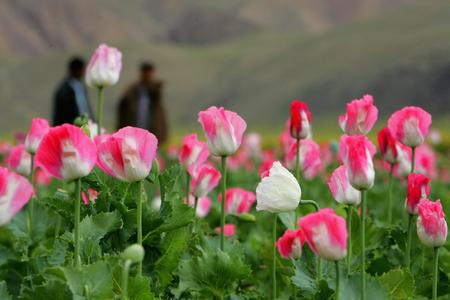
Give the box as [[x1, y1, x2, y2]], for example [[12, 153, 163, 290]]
[[117, 62, 168, 144], [52, 57, 94, 125]]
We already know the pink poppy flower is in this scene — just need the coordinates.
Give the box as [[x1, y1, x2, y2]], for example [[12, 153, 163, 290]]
[[178, 134, 209, 170], [220, 188, 256, 215], [0, 167, 34, 226], [276, 229, 305, 259], [25, 118, 50, 154], [35, 124, 97, 180], [339, 94, 378, 135], [198, 106, 247, 156], [298, 208, 347, 261], [85, 44, 122, 88], [7, 145, 31, 177], [339, 135, 376, 190], [290, 100, 312, 140], [97, 127, 158, 182], [215, 224, 236, 236], [405, 173, 430, 215], [417, 199, 447, 247], [387, 106, 432, 147], [189, 163, 221, 198]]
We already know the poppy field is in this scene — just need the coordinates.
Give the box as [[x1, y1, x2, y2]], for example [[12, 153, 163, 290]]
[[0, 44, 449, 300]]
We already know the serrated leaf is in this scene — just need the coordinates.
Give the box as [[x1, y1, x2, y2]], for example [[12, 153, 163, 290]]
[[379, 268, 414, 300], [128, 276, 154, 300], [153, 227, 189, 290], [175, 237, 251, 298], [291, 259, 317, 295], [78, 210, 123, 262], [79, 210, 123, 241], [339, 273, 390, 300], [19, 279, 71, 300], [63, 261, 113, 299], [47, 239, 68, 266], [0, 281, 11, 300]]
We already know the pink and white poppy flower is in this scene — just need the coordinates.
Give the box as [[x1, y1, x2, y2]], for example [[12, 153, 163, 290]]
[[198, 106, 247, 156], [35, 124, 97, 180], [0, 167, 34, 226], [97, 127, 158, 182]]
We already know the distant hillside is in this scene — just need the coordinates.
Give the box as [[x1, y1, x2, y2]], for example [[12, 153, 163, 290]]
[[0, 0, 449, 134], [0, 0, 414, 56]]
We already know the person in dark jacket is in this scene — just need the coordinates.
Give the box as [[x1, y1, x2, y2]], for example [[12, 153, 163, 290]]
[[52, 57, 94, 126], [117, 62, 168, 144]]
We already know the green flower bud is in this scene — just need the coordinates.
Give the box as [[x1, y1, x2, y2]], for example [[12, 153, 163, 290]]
[[237, 213, 256, 222], [122, 244, 145, 263]]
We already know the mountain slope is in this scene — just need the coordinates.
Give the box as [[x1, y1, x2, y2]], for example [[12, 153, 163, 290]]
[[0, 0, 449, 133]]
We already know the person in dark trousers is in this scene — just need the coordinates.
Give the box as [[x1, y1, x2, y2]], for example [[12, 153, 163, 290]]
[[117, 62, 168, 144], [52, 57, 94, 126]]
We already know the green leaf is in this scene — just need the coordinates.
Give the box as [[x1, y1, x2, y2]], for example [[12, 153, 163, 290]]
[[152, 194, 193, 235], [153, 227, 189, 290], [0, 281, 11, 300], [19, 279, 71, 300], [128, 276, 154, 300], [379, 268, 415, 300], [175, 237, 251, 298], [79, 210, 123, 241], [63, 261, 113, 300], [47, 238, 69, 266], [78, 210, 123, 262], [339, 274, 390, 300], [292, 259, 317, 295], [278, 212, 296, 229]]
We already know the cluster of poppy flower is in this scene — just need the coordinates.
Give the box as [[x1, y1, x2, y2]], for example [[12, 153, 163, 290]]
[[0, 42, 447, 299]]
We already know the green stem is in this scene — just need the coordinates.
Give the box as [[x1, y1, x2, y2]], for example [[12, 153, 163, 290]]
[[272, 214, 277, 300], [433, 247, 439, 300], [121, 259, 132, 300], [295, 138, 301, 182], [360, 190, 366, 300], [137, 181, 143, 276], [387, 164, 394, 224], [405, 214, 414, 270], [294, 138, 300, 220], [335, 261, 340, 300], [411, 147, 415, 174], [317, 257, 322, 283], [97, 87, 104, 137], [186, 171, 191, 200], [74, 178, 81, 268], [301, 199, 320, 212], [220, 156, 227, 251], [346, 205, 353, 273], [159, 174, 166, 203], [193, 196, 199, 216], [28, 154, 35, 236], [193, 196, 199, 233]]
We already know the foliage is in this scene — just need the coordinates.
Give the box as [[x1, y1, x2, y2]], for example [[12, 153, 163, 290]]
[[0, 151, 448, 299]]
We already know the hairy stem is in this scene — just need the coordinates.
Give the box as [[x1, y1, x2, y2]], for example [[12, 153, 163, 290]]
[[335, 261, 340, 300], [387, 164, 394, 224], [220, 156, 227, 251], [28, 154, 35, 236], [272, 214, 277, 300], [405, 213, 414, 270], [433, 247, 439, 300], [360, 190, 367, 300], [347, 205, 353, 273], [97, 87, 104, 137], [74, 178, 81, 268], [185, 171, 191, 200], [137, 181, 143, 276], [121, 259, 132, 300]]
